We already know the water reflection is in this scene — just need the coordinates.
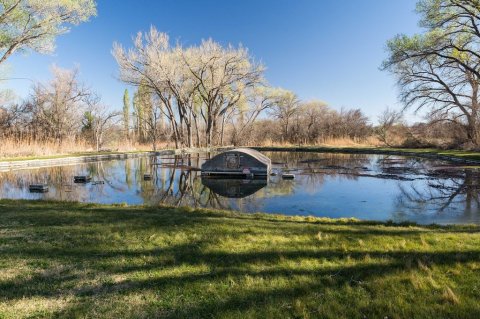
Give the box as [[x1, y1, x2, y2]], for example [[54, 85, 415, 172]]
[[201, 177, 267, 198], [1, 152, 480, 224]]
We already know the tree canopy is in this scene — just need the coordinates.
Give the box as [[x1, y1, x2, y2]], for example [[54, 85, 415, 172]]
[[0, 0, 96, 65], [383, 0, 480, 145]]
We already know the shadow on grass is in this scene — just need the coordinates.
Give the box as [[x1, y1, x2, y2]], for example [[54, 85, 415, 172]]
[[1, 200, 480, 318]]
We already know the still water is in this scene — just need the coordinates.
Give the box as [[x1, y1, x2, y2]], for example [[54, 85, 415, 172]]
[[1, 152, 480, 225]]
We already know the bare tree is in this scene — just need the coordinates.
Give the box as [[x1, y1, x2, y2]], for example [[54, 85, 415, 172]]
[[300, 100, 328, 143], [383, 0, 480, 146], [30, 65, 92, 144], [376, 107, 404, 146], [113, 27, 264, 148], [86, 102, 120, 152], [182, 38, 264, 147], [229, 86, 279, 145], [268, 89, 300, 143]]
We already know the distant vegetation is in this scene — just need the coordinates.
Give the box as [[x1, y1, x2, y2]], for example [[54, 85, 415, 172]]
[[1, 0, 480, 156]]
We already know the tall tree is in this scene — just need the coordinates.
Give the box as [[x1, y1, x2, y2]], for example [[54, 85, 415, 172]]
[[383, 0, 480, 145], [0, 0, 96, 65], [268, 89, 300, 143], [112, 26, 264, 148], [122, 89, 130, 139], [182, 39, 264, 147], [30, 65, 93, 144], [87, 103, 120, 152]]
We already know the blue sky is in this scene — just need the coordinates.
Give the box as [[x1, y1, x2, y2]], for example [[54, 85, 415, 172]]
[[1, 0, 421, 122]]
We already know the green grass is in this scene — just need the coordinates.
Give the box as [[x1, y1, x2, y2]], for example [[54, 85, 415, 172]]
[[0, 200, 479, 318]]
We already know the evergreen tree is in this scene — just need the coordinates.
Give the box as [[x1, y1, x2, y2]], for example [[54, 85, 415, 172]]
[[123, 89, 130, 138]]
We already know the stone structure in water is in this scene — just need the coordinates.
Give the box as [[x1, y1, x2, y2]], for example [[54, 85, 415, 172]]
[[201, 148, 271, 177], [201, 178, 267, 198]]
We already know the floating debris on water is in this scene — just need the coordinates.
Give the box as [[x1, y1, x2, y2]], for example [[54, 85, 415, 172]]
[[92, 181, 105, 185], [29, 184, 49, 193], [144, 174, 152, 180], [282, 173, 295, 179], [74, 176, 92, 183]]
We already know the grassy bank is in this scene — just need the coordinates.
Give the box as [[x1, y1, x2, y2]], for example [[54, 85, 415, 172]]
[[4, 145, 480, 165], [0, 200, 479, 318], [254, 146, 480, 163]]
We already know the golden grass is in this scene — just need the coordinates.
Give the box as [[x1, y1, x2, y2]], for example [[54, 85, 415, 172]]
[[252, 136, 380, 148], [0, 138, 90, 158], [0, 138, 170, 159]]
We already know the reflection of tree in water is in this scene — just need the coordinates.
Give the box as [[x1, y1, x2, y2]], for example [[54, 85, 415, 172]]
[[0, 163, 100, 201], [265, 152, 372, 195], [135, 154, 269, 211], [395, 167, 480, 218], [140, 155, 206, 207], [5, 152, 478, 222]]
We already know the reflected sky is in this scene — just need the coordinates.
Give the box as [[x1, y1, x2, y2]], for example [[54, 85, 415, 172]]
[[1, 152, 480, 225]]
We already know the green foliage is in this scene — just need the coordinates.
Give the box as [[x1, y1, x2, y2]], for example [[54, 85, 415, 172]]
[[0, 199, 479, 318], [81, 110, 94, 132], [132, 81, 153, 142], [0, 0, 97, 64], [382, 0, 480, 145]]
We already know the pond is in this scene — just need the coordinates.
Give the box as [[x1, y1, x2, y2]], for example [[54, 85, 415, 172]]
[[1, 151, 480, 225]]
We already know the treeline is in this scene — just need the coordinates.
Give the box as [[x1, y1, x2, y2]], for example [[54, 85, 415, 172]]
[[113, 27, 372, 149], [0, 66, 120, 151], [4, 0, 480, 153], [0, 63, 372, 151]]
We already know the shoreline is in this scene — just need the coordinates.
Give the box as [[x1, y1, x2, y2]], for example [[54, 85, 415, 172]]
[[0, 147, 229, 172], [253, 146, 480, 164], [0, 199, 477, 228], [2, 146, 480, 170]]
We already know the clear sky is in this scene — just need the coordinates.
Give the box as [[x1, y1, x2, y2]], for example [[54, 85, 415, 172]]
[[1, 0, 421, 122]]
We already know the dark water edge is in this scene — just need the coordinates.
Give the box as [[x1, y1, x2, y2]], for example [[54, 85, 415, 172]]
[[1, 151, 480, 225]]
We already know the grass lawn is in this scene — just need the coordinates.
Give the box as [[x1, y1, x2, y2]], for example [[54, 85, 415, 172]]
[[0, 200, 479, 318]]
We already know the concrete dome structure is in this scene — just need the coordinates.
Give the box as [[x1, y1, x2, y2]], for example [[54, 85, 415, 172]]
[[201, 148, 271, 177]]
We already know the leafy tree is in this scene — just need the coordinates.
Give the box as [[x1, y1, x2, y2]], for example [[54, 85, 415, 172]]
[[0, 0, 96, 65]]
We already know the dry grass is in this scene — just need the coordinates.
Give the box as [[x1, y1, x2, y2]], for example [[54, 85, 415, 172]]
[[0, 138, 91, 158], [317, 136, 380, 147], [252, 136, 380, 148], [0, 138, 170, 159], [0, 136, 380, 160]]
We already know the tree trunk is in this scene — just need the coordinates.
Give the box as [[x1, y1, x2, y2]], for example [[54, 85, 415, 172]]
[[220, 115, 226, 146], [206, 116, 213, 148], [466, 121, 480, 146]]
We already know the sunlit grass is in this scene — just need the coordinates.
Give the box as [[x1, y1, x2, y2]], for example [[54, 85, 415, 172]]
[[0, 200, 479, 318]]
